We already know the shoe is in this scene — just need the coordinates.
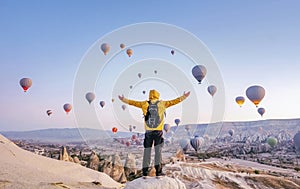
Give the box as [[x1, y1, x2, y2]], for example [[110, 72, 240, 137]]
[[143, 176, 151, 179], [156, 172, 166, 179]]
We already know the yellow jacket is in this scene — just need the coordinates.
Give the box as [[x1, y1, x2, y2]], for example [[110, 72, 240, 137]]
[[121, 90, 187, 131]]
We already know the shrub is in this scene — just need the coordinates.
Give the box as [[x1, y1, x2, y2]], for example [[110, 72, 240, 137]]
[[254, 170, 260, 174]]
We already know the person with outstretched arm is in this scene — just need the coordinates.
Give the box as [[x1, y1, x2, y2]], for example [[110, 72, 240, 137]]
[[118, 89, 190, 178]]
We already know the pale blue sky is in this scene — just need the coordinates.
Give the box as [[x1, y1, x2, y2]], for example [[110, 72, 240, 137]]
[[1, 1, 300, 131]]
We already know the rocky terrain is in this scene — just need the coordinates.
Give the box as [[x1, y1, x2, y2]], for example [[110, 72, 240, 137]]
[[1, 118, 300, 188], [1, 131, 300, 189], [0, 134, 123, 189]]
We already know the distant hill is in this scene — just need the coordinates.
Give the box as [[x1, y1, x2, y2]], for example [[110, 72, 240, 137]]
[[164, 118, 300, 139], [0, 128, 134, 143], [1, 118, 300, 143]]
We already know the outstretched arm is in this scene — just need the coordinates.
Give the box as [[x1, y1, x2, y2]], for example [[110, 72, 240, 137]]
[[118, 95, 144, 108], [164, 91, 190, 108]]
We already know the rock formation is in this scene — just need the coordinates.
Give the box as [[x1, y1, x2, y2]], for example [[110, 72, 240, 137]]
[[58, 146, 73, 162], [124, 176, 186, 189], [99, 154, 127, 183], [124, 153, 137, 178], [170, 149, 186, 163], [87, 151, 99, 170], [73, 156, 81, 164]]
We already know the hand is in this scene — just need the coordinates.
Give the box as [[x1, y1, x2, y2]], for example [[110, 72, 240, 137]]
[[183, 91, 190, 98], [118, 95, 124, 101]]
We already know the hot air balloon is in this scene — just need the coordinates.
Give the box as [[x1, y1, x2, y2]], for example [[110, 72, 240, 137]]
[[130, 85, 133, 89], [267, 137, 277, 147], [126, 48, 133, 57], [131, 135, 137, 141], [112, 98, 115, 103], [142, 90, 146, 94], [185, 125, 191, 132], [293, 132, 300, 153], [235, 96, 245, 107], [207, 85, 217, 97], [100, 43, 110, 55], [179, 139, 190, 152], [125, 141, 131, 147], [190, 136, 203, 152], [120, 43, 125, 49], [19, 78, 32, 92], [174, 119, 180, 126], [246, 85, 265, 107], [46, 110, 52, 116], [112, 127, 118, 134], [85, 92, 95, 104], [192, 65, 207, 84], [132, 126, 136, 130], [63, 103, 72, 114], [122, 105, 126, 111], [154, 70, 157, 74], [228, 129, 234, 137], [164, 124, 170, 133], [258, 107, 265, 117], [171, 50, 175, 55], [99, 101, 105, 108], [138, 73, 142, 78], [129, 125, 133, 132]]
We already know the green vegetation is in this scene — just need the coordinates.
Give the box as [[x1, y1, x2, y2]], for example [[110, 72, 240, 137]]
[[294, 167, 300, 172]]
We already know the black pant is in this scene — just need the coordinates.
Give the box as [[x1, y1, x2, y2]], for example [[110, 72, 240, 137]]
[[142, 130, 164, 176]]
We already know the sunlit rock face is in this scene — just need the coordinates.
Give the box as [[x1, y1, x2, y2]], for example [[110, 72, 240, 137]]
[[58, 146, 74, 162]]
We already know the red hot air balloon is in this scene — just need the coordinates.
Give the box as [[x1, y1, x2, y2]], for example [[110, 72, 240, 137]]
[[131, 135, 137, 141], [46, 110, 52, 116], [19, 78, 32, 92], [63, 103, 72, 114], [112, 127, 118, 134]]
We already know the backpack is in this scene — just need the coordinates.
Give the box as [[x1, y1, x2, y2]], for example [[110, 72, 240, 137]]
[[145, 101, 161, 128]]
